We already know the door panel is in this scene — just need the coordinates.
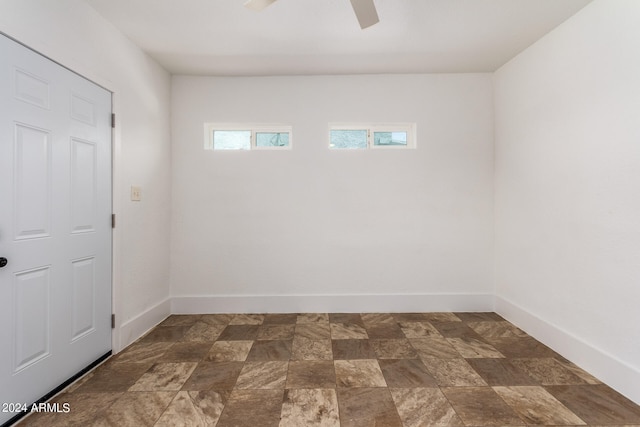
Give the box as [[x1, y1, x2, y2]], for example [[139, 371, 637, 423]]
[[70, 137, 98, 233], [0, 34, 112, 424], [13, 266, 51, 372], [71, 256, 96, 341], [13, 123, 52, 240], [14, 68, 50, 109]]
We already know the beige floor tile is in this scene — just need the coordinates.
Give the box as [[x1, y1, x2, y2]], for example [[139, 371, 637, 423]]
[[337, 388, 403, 427], [154, 390, 223, 426], [129, 362, 198, 391], [216, 389, 283, 427], [295, 323, 331, 340], [446, 337, 505, 358], [422, 313, 463, 323], [553, 358, 602, 385], [139, 326, 191, 343], [330, 323, 369, 339], [205, 340, 253, 362], [494, 385, 587, 425], [112, 342, 173, 364], [199, 314, 233, 326], [246, 340, 292, 361], [229, 314, 265, 325], [546, 384, 640, 425], [466, 358, 539, 386], [159, 315, 201, 327], [17, 392, 122, 427], [217, 325, 260, 341], [442, 386, 525, 426], [262, 313, 298, 324], [159, 342, 213, 362], [410, 337, 460, 359], [331, 339, 375, 360], [286, 361, 336, 389], [421, 358, 487, 386], [334, 360, 386, 388], [94, 391, 175, 427], [390, 387, 464, 427], [181, 361, 243, 390], [297, 313, 329, 324], [378, 359, 437, 388], [400, 321, 442, 338], [257, 324, 296, 340], [182, 321, 226, 342], [467, 320, 529, 339], [235, 361, 289, 389], [279, 389, 340, 427], [370, 339, 418, 359], [510, 358, 590, 385], [361, 313, 396, 325], [72, 362, 153, 393], [365, 322, 405, 339], [291, 337, 333, 361]]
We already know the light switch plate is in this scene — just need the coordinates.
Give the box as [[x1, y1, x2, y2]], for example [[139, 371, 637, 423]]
[[131, 186, 142, 201]]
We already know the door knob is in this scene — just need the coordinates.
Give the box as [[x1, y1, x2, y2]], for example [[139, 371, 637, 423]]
[[0, 258, 7, 268]]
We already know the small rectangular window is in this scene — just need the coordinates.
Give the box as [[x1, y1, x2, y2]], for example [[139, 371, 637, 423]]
[[213, 130, 251, 150], [329, 123, 415, 149], [205, 124, 292, 150], [329, 129, 368, 149], [256, 132, 290, 148], [373, 131, 408, 147]]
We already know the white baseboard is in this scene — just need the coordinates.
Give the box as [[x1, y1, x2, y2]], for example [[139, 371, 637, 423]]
[[170, 293, 495, 314], [116, 298, 171, 352], [495, 296, 640, 405]]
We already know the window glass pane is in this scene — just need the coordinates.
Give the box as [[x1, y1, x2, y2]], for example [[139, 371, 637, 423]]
[[373, 131, 407, 146], [330, 130, 367, 149], [256, 132, 290, 147], [213, 130, 251, 150]]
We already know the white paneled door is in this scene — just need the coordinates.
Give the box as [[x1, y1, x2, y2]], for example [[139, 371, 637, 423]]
[[0, 34, 112, 424]]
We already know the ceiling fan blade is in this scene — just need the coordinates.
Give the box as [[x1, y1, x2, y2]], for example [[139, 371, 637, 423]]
[[244, 0, 278, 12], [349, 0, 379, 29]]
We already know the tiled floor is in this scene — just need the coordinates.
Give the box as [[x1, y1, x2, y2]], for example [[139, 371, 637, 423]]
[[17, 312, 640, 426]]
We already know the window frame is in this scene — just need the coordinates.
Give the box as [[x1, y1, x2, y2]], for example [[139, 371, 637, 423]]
[[328, 123, 416, 150], [204, 123, 293, 151]]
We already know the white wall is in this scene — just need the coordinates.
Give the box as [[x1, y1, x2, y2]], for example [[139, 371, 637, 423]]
[[494, 0, 640, 403], [170, 74, 494, 312], [0, 0, 172, 350]]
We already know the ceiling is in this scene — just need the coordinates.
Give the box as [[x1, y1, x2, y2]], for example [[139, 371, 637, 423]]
[[84, 0, 592, 76]]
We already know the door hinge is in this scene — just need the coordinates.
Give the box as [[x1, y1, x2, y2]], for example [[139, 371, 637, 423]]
[[111, 214, 116, 228], [111, 113, 116, 128], [111, 314, 115, 329]]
